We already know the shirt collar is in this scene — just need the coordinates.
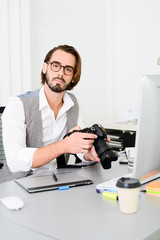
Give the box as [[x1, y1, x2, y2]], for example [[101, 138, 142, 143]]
[[39, 86, 74, 112], [39, 86, 48, 111]]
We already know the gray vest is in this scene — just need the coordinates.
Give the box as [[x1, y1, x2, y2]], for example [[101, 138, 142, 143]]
[[0, 89, 79, 183]]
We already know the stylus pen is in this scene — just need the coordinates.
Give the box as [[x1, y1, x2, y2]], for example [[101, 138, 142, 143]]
[[52, 173, 58, 182]]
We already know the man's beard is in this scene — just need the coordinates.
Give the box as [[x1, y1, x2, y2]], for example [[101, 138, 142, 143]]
[[45, 76, 71, 93]]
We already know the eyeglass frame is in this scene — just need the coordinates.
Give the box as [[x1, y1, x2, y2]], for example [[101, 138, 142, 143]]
[[46, 61, 75, 76]]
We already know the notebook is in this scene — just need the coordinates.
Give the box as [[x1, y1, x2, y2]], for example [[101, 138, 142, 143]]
[[96, 173, 133, 193], [15, 172, 93, 193]]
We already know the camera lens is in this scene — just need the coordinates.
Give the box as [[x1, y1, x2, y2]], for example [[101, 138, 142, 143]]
[[101, 153, 111, 169], [94, 138, 118, 169]]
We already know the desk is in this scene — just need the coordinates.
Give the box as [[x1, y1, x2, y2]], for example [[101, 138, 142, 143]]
[[0, 218, 56, 240], [0, 162, 160, 240]]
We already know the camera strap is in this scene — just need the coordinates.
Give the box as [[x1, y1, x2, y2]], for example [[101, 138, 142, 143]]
[[57, 154, 66, 168]]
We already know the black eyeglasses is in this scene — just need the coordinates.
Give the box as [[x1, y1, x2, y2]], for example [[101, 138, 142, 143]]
[[47, 61, 75, 76]]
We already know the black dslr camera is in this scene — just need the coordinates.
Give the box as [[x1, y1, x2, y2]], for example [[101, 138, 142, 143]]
[[64, 124, 118, 169]]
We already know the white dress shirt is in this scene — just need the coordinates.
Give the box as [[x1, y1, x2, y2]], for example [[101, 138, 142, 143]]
[[2, 87, 86, 173]]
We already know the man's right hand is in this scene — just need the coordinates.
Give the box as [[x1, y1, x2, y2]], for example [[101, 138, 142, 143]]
[[63, 131, 98, 154]]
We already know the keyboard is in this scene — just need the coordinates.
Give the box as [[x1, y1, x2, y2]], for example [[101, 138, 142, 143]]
[[96, 172, 133, 193]]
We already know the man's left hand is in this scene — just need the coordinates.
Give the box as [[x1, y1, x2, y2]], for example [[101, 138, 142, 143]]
[[84, 146, 100, 162]]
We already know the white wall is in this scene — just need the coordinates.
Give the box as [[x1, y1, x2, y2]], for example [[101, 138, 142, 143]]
[[1, 0, 160, 126], [113, 0, 160, 121], [30, 0, 108, 126]]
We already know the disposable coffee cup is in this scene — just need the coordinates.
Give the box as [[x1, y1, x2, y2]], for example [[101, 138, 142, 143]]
[[116, 177, 140, 214]]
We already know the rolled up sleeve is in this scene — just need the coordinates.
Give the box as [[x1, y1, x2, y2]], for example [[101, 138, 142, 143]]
[[2, 97, 37, 172]]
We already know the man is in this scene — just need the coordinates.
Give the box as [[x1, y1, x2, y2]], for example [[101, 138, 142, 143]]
[[1, 45, 100, 182]]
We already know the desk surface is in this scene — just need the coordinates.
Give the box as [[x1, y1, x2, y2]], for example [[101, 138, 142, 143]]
[[0, 218, 56, 240], [0, 162, 160, 240]]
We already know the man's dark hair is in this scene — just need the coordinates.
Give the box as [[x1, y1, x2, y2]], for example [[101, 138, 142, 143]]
[[41, 44, 81, 90]]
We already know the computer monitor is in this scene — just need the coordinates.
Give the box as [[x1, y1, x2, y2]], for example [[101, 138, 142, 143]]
[[133, 75, 160, 184]]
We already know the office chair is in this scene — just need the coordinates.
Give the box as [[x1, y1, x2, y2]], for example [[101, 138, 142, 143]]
[[0, 107, 5, 169]]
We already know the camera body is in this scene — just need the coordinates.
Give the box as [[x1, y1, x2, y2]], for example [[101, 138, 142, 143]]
[[64, 124, 118, 169]]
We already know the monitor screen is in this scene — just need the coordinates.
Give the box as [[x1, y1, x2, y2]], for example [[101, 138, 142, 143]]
[[133, 75, 160, 184]]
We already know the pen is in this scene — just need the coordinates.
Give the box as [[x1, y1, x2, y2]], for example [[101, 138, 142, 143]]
[[52, 173, 58, 182]]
